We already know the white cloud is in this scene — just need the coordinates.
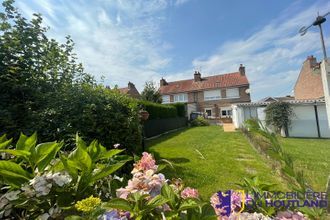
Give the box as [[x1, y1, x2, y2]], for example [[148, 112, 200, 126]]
[[16, 0, 171, 91]]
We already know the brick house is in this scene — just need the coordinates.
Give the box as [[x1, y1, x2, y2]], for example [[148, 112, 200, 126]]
[[117, 82, 141, 99], [159, 65, 251, 120], [294, 55, 324, 100]]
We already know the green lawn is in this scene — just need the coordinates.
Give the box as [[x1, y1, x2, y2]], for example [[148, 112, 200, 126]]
[[280, 137, 330, 191], [147, 126, 287, 199]]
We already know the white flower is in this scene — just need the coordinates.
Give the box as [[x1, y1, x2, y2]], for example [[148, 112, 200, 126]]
[[30, 175, 52, 197], [5, 190, 20, 201], [51, 172, 72, 187], [113, 175, 124, 182], [49, 205, 61, 218], [0, 196, 9, 209], [38, 213, 50, 220], [21, 184, 35, 198]]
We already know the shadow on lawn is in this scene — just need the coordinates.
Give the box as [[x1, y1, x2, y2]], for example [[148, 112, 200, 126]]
[[145, 127, 189, 148]]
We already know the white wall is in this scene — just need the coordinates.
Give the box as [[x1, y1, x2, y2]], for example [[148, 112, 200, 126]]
[[233, 103, 330, 138]]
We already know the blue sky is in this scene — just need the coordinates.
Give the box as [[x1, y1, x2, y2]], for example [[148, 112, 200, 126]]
[[11, 0, 330, 100]]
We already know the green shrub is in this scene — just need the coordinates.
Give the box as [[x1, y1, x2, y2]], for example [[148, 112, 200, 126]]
[[190, 116, 209, 127], [0, 132, 132, 219], [265, 101, 293, 133], [139, 100, 177, 119], [171, 103, 186, 117]]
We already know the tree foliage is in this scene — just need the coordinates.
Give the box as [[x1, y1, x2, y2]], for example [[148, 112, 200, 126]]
[[0, 0, 141, 151], [141, 81, 162, 103], [265, 101, 293, 133]]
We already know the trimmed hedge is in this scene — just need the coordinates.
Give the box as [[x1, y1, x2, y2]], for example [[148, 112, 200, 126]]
[[139, 101, 177, 120], [171, 103, 186, 117], [139, 101, 187, 120]]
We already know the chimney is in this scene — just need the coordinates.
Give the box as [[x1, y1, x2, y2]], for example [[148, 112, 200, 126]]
[[239, 64, 245, 76], [160, 78, 167, 86], [128, 81, 134, 89], [194, 71, 202, 82], [306, 55, 317, 68]]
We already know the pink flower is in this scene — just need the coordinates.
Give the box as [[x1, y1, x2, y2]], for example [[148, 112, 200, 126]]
[[132, 152, 158, 174], [181, 187, 199, 199], [275, 211, 307, 220]]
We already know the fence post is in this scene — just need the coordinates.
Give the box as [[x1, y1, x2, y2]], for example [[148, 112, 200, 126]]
[[314, 105, 321, 138]]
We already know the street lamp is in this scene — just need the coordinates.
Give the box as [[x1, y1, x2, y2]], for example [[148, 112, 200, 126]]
[[299, 12, 330, 127], [139, 109, 149, 152]]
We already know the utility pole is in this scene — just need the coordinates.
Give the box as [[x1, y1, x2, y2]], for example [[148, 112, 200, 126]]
[[299, 12, 330, 127]]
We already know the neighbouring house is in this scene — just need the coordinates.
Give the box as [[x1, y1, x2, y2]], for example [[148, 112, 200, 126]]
[[232, 55, 330, 138], [159, 64, 251, 121], [117, 82, 141, 99], [294, 55, 324, 100]]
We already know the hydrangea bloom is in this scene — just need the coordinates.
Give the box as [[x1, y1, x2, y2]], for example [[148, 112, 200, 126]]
[[180, 187, 199, 199], [116, 152, 166, 199], [275, 211, 307, 220], [131, 152, 158, 174]]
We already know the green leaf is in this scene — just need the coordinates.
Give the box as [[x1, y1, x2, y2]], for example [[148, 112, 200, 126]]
[[86, 140, 100, 161], [0, 161, 32, 187], [98, 149, 124, 160], [60, 154, 78, 182], [34, 141, 63, 171], [76, 133, 87, 150], [0, 138, 13, 149], [0, 134, 8, 143], [91, 162, 126, 183], [64, 216, 84, 220], [178, 199, 199, 211], [0, 149, 31, 157], [68, 145, 92, 171], [161, 184, 177, 208], [146, 195, 169, 210], [16, 133, 28, 150], [104, 198, 133, 212]]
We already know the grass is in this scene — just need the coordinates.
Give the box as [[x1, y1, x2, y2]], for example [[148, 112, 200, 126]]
[[146, 126, 287, 199], [280, 137, 330, 191]]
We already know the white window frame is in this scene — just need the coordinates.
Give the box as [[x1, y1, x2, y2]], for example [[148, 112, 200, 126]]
[[162, 95, 170, 104], [221, 107, 233, 118], [226, 88, 240, 99], [173, 93, 188, 103], [204, 89, 221, 101]]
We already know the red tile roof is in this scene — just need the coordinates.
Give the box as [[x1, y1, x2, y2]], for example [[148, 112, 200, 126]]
[[118, 87, 129, 94], [159, 72, 249, 94]]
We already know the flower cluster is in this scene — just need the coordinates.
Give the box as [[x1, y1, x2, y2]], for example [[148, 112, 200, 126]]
[[117, 152, 165, 199], [27, 172, 72, 197], [75, 196, 101, 213], [180, 187, 199, 199], [275, 211, 307, 220]]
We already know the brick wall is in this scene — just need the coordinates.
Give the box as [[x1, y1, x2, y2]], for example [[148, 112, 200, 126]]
[[294, 56, 324, 100]]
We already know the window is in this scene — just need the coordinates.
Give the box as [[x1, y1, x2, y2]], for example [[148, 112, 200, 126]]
[[205, 108, 212, 117], [226, 88, 239, 98], [204, 89, 221, 100], [221, 107, 232, 118], [174, 93, 188, 103], [162, 95, 170, 103]]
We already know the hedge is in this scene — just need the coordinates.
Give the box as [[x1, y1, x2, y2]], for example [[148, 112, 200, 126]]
[[138, 101, 187, 119], [0, 85, 141, 152]]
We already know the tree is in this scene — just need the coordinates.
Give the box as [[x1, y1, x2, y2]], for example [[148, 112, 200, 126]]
[[141, 81, 162, 103], [0, 0, 94, 137], [265, 101, 293, 135]]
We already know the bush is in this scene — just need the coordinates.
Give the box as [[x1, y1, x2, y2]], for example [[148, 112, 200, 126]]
[[190, 116, 209, 127], [139, 100, 177, 119], [171, 103, 186, 117], [265, 101, 293, 133], [0, 132, 132, 219]]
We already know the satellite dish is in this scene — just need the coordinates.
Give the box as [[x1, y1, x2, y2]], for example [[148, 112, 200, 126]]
[[245, 89, 250, 94]]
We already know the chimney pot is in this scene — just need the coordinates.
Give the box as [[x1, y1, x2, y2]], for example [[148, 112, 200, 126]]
[[194, 71, 202, 82], [239, 64, 245, 76], [160, 77, 167, 86]]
